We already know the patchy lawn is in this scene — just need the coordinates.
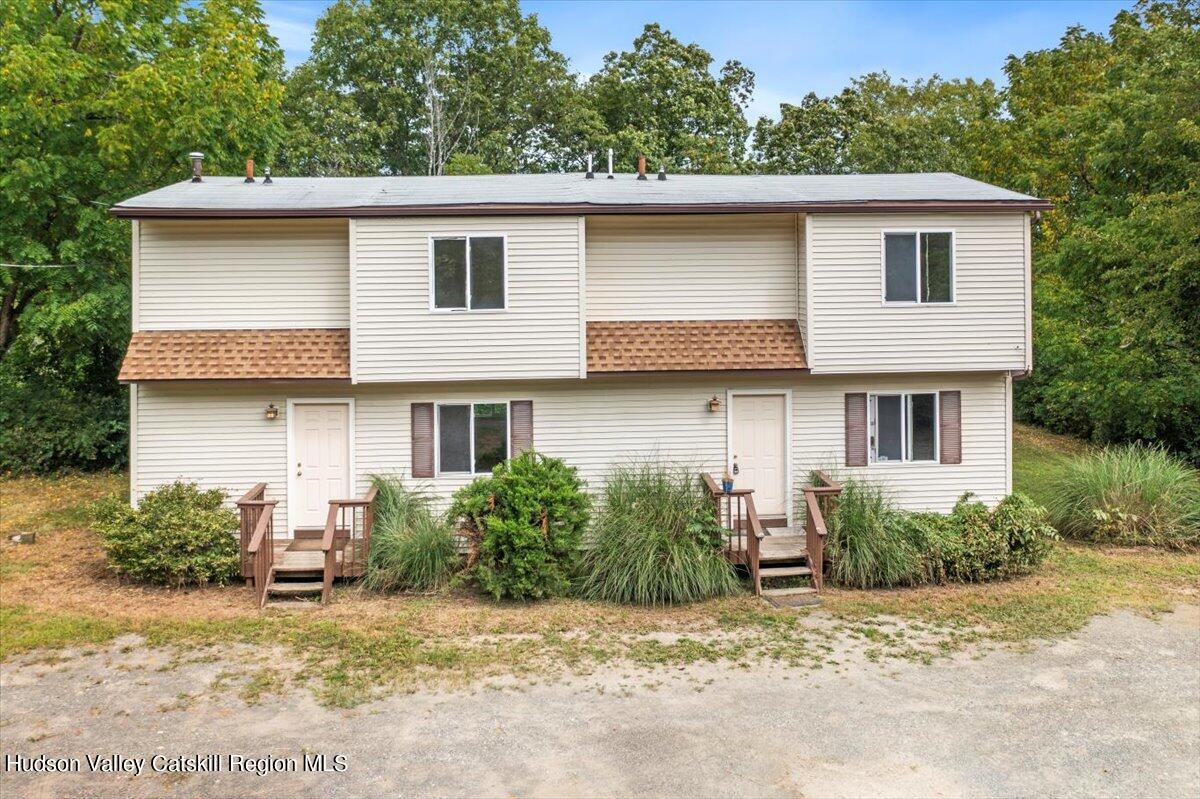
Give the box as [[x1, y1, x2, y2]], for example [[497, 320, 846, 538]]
[[1013, 421, 1090, 507], [2, 436, 1198, 706]]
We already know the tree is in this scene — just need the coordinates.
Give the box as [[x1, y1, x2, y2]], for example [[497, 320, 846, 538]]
[[280, 0, 584, 176], [1002, 1, 1200, 460], [752, 72, 1003, 176], [0, 0, 285, 471], [585, 23, 754, 173]]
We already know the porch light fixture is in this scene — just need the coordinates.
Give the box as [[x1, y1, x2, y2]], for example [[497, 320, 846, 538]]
[[264, 403, 279, 421], [708, 395, 722, 413]]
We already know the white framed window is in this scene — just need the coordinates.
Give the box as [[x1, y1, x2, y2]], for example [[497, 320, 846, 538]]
[[869, 392, 939, 463], [436, 401, 510, 474], [882, 231, 954, 304], [430, 235, 507, 311]]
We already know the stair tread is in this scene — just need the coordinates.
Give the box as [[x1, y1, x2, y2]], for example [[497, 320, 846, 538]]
[[760, 566, 813, 577], [266, 581, 323, 595], [762, 586, 818, 597]]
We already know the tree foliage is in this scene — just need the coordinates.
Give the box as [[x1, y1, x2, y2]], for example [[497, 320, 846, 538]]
[[278, 0, 584, 176], [0, 0, 285, 471], [584, 23, 754, 173]]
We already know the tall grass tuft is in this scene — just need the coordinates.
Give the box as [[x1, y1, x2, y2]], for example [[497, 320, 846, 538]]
[[825, 478, 925, 589], [577, 462, 739, 605], [1046, 444, 1200, 549], [363, 475, 460, 592]]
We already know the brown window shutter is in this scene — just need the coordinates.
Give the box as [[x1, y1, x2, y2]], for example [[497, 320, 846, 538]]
[[845, 393, 868, 467], [510, 400, 534, 454], [411, 402, 435, 478], [939, 390, 962, 464]]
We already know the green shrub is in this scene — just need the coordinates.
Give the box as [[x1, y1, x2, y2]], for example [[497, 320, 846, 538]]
[[1046, 444, 1200, 549], [363, 475, 459, 592], [577, 462, 738, 605], [992, 492, 1058, 573], [826, 480, 1056, 588], [93, 481, 239, 587], [448, 451, 589, 601], [825, 479, 924, 589]]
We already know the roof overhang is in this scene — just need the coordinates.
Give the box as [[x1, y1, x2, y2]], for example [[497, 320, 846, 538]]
[[587, 320, 807, 373], [110, 198, 1053, 220], [119, 329, 351, 382]]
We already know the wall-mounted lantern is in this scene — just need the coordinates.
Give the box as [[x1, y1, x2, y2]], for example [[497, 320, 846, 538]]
[[264, 403, 279, 421], [708, 395, 722, 413]]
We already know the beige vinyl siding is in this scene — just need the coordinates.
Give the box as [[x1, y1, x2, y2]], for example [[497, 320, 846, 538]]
[[133, 371, 1009, 527], [137, 220, 349, 329], [807, 212, 1028, 373], [792, 372, 1009, 510], [353, 216, 582, 382], [585, 214, 798, 320]]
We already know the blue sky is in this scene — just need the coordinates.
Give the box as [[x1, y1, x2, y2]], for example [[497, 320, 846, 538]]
[[262, 0, 1127, 122]]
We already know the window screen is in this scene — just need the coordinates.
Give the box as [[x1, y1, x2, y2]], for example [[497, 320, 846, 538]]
[[884, 233, 918, 302], [908, 393, 937, 461], [437, 404, 471, 472], [433, 239, 468, 309], [874, 395, 903, 462], [920, 233, 953, 303], [473, 403, 508, 473], [469, 237, 505, 309]]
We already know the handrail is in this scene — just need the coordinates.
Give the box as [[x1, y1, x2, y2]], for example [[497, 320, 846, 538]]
[[320, 485, 379, 604], [803, 471, 843, 592], [246, 500, 277, 607], [703, 473, 764, 595], [236, 484, 269, 586], [236, 482, 268, 505]]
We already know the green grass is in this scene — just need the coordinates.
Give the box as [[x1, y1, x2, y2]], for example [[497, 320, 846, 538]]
[[1045, 444, 1200, 549], [1012, 423, 1089, 507], [576, 463, 740, 605], [825, 478, 923, 589], [363, 475, 460, 592]]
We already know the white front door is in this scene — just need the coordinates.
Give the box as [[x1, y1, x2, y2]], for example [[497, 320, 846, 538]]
[[731, 394, 788, 518], [290, 403, 351, 531]]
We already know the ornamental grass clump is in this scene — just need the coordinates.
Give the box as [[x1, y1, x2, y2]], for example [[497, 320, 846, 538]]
[[824, 478, 924, 589], [1046, 444, 1200, 549], [448, 451, 589, 601], [94, 481, 240, 587], [577, 462, 739, 605], [363, 475, 459, 593]]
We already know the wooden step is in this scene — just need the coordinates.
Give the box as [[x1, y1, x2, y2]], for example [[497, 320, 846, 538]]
[[266, 581, 323, 596], [274, 550, 326, 572], [760, 565, 812, 578], [762, 586, 817, 598]]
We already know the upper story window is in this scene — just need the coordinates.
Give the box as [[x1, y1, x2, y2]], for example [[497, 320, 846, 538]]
[[431, 236, 506, 311], [883, 232, 954, 304], [437, 402, 510, 474], [870, 392, 938, 463]]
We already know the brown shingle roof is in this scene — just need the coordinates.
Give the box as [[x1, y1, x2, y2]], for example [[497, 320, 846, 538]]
[[587, 320, 807, 373], [118, 329, 350, 382]]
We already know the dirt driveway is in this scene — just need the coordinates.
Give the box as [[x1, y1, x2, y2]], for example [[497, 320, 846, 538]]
[[2, 606, 1197, 799]]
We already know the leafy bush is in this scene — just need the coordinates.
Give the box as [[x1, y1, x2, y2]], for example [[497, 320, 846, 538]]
[[825, 480, 1057, 588], [448, 451, 589, 601], [825, 479, 923, 589], [363, 475, 459, 592], [577, 462, 738, 605], [1046, 444, 1200, 549], [93, 481, 239, 587]]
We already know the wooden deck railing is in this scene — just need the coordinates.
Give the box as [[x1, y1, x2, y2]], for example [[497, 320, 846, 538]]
[[236, 484, 277, 608], [320, 485, 379, 605], [802, 470, 843, 592], [702, 473, 764, 595]]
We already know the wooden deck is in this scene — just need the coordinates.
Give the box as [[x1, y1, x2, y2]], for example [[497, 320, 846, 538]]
[[726, 529, 807, 562], [271, 538, 367, 577]]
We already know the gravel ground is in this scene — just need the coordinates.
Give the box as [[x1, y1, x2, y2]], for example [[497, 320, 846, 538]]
[[2, 606, 1197, 799]]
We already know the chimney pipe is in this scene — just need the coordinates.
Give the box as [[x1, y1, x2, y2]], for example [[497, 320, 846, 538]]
[[636, 154, 647, 181], [606, 148, 614, 179], [244, 159, 255, 183], [585, 153, 594, 180], [189, 152, 204, 182], [657, 164, 667, 181], [263, 166, 273, 185]]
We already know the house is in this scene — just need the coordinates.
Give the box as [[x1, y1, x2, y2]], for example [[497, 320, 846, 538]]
[[111, 157, 1049, 601]]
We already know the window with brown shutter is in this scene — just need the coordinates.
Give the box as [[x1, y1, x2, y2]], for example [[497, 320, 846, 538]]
[[411, 402, 435, 478], [939, 390, 962, 464], [845, 393, 868, 467], [511, 400, 533, 453]]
